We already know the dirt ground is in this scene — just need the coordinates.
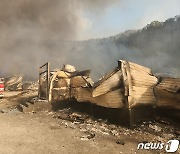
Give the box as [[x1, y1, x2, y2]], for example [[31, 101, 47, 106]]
[[0, 90, 179, 154]]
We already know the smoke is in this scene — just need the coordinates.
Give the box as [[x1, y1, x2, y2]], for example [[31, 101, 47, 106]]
[[0, 0, 179, 81], [0, 0, 88, 39], [115, 18, 180, 77], [0, 0, 119, 80]]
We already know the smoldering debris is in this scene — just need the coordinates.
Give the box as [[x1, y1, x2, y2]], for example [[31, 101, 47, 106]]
[[4, 75, 38, 91], [23, 81, 38, 90], [4, 75, 23, 91], [0, 83, 179, 151], [51, 108, 180, 142], [1, 90, 179, 142]]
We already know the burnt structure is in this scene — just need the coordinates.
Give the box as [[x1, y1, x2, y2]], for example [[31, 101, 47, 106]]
[[38, 60, 180, 126]]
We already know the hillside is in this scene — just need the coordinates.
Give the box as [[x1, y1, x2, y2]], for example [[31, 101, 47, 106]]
[[72, 15, 180, 79]]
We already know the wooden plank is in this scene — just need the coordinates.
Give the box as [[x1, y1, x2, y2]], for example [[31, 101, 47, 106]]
[[126, 62, 133, 96], [132, 95, 155, 99], [121, 63, 129, 96], [131, 92, 154, 96], [93, 68, 119, 88], [92, 89, 125, 108], [132, 80, 157, 87], [131, 74, 156, 81], [130, 69, 154, 77], [132, 98, 156, 103], [129, 62, 152, 74], [161, 78, 180, 82], [92, 70, 122, 97], [131, 76, 157, 84], [73, 88, 125, 108], [157, 82, 180, 86], [132, 86, 153, 90], [159, 81, 180, 84]]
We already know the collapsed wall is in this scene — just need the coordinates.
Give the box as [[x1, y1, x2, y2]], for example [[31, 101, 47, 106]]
[[39, 60, 180, 125], [74, 67, 124, 108], [48, 60, 159, 109], [39, 60, 180, 110], [119, 60, 158, 109]]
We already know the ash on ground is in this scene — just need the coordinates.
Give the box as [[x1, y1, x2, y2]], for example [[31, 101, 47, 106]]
[[0, 89, 179, 154]]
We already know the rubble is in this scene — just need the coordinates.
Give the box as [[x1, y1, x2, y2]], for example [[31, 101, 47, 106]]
[[23, 81, 38, 90], [0, 88, 179, 153], [80, 132, 95, 141], [37, 60, 179, 127], [49, 104, 179, 144], [4, 75, 23, 91], [148, 124, 162, 132]]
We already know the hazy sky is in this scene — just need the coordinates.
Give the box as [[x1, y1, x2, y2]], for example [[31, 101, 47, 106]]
[[0, 0, 180, 79], [80, 0, 180, 40]]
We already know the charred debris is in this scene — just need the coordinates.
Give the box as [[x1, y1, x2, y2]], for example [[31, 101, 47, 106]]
[[38, 60, 180, 127], [3, 75, 38, 91]]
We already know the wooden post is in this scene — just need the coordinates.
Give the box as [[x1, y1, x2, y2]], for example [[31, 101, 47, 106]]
[[47, 62, 50, 100], [38, 62, 50, 100]]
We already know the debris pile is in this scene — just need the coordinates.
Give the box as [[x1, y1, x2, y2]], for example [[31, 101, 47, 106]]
[[23, 81, 38, 90], [49, 64, 94, 102], [4, 75, 23, 91], [51, 108, 180, 142], [38, 60, 180, 125], [47, 60, 159, 109]]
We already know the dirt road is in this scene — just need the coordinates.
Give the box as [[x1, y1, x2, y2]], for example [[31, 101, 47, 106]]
[[0, 112, 143, 154], [0, 90, 179, 154]]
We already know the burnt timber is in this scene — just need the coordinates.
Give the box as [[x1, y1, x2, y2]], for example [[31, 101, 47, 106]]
[[39, 60, 180, 126]]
